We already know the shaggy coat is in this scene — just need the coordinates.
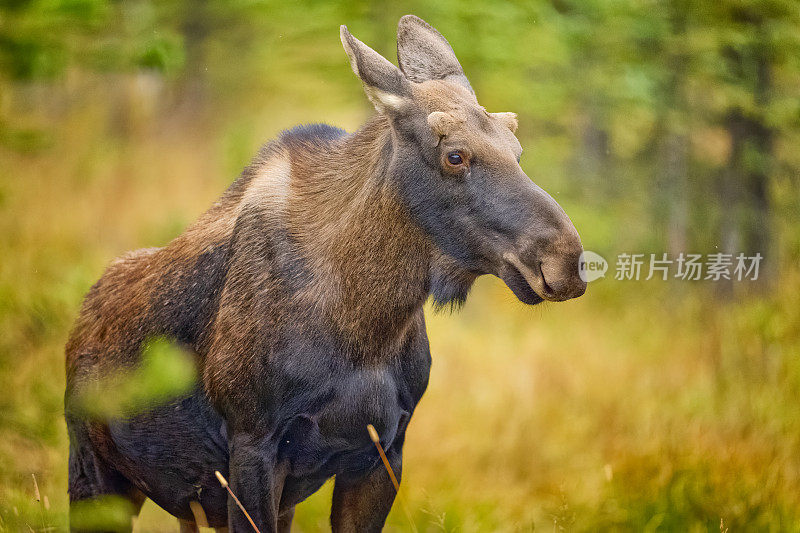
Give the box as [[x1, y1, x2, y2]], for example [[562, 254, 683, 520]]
[[65, 15, 585, 533]]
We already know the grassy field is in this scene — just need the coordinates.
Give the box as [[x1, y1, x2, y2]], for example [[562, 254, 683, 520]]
[[1, 100, 800, 532]]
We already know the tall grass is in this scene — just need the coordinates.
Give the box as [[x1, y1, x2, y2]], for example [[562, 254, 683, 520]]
[[1, 88, 799, 532]]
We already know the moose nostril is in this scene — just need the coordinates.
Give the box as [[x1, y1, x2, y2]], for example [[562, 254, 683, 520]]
[[540, 271, 568, 299], [538, 263, 556, 296], [539, 261, 562, 295], [540, 257, 586, 300]]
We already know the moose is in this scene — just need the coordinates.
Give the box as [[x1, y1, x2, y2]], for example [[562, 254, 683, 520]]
[[65, 15, 586, 533]]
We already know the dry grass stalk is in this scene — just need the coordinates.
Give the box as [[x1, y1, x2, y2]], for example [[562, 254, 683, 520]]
[[214, 471, 261, 533], [31, 474, 47, 532], [366, 424, 419, 533]]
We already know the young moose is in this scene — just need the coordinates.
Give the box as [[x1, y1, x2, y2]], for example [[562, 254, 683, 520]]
[[65, 15, 586, 533]]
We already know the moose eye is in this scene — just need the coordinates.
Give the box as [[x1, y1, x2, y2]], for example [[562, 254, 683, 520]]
[[446, 151, 464, 166]]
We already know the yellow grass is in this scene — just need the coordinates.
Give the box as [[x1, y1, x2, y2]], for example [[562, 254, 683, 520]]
[[1, 98, 799, 532]]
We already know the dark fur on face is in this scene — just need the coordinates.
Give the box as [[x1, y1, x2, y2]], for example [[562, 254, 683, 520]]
[[65, 15, 585, 532]]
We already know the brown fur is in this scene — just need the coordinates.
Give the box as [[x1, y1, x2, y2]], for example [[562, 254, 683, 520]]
[[66, 15, 585, 532]]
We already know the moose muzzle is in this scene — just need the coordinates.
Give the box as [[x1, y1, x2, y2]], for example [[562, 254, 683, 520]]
[[500, 181, 587, 303]]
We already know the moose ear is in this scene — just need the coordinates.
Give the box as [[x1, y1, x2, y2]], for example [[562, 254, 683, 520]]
[[396, 15, 472, 92], [340, 25, 411, 114], [491, 112, 518, 133]]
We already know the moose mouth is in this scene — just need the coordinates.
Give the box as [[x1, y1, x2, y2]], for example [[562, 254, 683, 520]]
[[500, 266, 545, 305], [499, 254, 547, 305]]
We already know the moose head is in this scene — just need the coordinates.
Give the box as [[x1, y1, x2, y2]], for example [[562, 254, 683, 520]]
[[341, 16, 587, 305]]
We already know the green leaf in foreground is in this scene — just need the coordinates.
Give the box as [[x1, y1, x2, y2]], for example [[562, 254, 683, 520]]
[[74, 336, 197, 419], [69, 495, 137, 532]]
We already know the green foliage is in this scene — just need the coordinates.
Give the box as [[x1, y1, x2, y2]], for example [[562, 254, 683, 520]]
[[1, 1, 800, 531], [69, 495, 138, 532], [136, 33, 184, 73], [72, 337, 197, 420], [0, 0, 187, 82]]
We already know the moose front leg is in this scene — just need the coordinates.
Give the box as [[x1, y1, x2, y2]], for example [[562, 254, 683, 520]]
[[330, 446, 403, 533], [227, 431, 287, 532]]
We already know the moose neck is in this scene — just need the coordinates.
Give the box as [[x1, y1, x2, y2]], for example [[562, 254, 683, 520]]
[[289, 115, 433, 360]]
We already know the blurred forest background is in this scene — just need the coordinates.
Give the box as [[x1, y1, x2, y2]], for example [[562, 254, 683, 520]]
[[2, 0, 800, 531]]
